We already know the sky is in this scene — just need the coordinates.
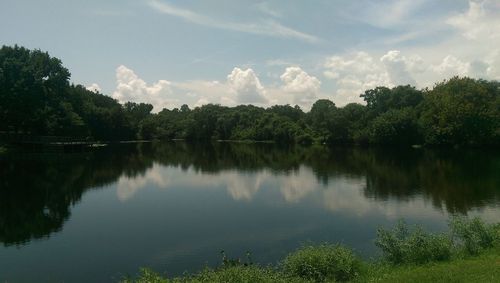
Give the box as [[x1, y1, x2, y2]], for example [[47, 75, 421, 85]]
[[1, 0, 499, 111]]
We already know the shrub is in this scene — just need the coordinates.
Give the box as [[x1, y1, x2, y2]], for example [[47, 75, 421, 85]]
[[375, 220, 452, 265], [123, 268, 169, 283], [449, 216, 497, 255], [282, 244, 360, 282], [125, 266, 308, 283], [189, 266, 307, 283]]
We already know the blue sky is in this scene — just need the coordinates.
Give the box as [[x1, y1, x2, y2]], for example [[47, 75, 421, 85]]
[[1, 0, 499, 110]]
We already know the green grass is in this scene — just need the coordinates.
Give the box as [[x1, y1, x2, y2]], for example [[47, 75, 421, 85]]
[[357, 246, 500, 283]]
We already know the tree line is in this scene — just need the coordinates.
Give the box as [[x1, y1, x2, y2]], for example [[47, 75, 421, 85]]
[[0, 45, 498, 146]]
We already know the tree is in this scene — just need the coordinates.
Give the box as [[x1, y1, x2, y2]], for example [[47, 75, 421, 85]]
[[307, 99, 336, 142], [361, 85, 423, 116], [0, 45, 71, 134], [369, 108, 421, 145], [419, 77, 499, 145]]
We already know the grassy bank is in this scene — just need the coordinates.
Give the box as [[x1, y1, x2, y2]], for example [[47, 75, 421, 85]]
[[124, 217, 500, 283], [356, 246, 500, 283]]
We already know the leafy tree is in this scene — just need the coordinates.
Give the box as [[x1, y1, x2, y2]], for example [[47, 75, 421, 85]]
[[1, 45, 498, 147], [369, 108, 421, 145], [419, 77, 499, 146]]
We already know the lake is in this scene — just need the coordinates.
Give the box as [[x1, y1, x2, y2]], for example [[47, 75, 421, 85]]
[[1, 142, 499, 282]]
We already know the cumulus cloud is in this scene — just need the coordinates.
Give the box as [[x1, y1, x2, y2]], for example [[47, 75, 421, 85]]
[[380, 50, 419, 85], [173, 80, 231, 106], [323, 52, 390, 104], [112, 65, 178, 112], [321, 48, 500, 105], [431, 55, 469, 78], [86, 83, 101, 93], [280, 66, 320, 106], [227, 67, 268, 104], [447, 0, 500, 40], [485, 50, 500, 79]]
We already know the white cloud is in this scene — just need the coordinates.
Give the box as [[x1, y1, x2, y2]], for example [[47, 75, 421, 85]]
[[112, 65, 178, 112], [86, 83, 101, 93], [323, 52, 390, 105], [148, 0, 318, 43], [280, 66, 320, 106], [172, 80, 230, 106], [321, 47, 500, 106], [431, 55, 469, 78], [380, 50, 421, 86], [324, 52, 380, 80], [255, 2, 282, 18], [227, 67, 268, 104], [485, 50, 500, 79], [447, 0, 500, 40], [468, 60, 489, 78], [360, 0, 429, 28]]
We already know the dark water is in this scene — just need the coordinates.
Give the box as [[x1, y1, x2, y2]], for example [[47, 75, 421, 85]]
[[1, 142, 499, 282]]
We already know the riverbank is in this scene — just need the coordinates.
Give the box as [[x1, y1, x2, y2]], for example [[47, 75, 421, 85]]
[[356, 247, 500, 282], [124, 217, 500, 282], [127, 249, 500, 282]]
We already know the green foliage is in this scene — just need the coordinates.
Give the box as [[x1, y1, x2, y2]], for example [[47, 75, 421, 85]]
[[282, 244, 361, 282], [1, 45, 499, 146], [368, 108, 421, 144], [449, 216, 498, 255], [123, 268, 168, 283], [185, 266, 307, 283], [375, 220, 453, 265], [361, 85, 423, 115], [125, 266, 310, 283], [419, 77, 500, 146]]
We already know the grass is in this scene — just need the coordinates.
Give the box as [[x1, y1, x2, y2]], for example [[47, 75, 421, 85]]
[[356, 246, 500, 283], [123, 217, 500, 283]]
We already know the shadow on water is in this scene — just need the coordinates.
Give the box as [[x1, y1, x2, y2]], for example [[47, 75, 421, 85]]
[[0, 142, 499, 246]]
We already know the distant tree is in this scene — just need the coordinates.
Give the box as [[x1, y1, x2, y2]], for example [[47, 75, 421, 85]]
[[361, 85, 423, 116], [369, 108, 421, 145], [307, 99, 336, 142], [419, 77, 499, 145]]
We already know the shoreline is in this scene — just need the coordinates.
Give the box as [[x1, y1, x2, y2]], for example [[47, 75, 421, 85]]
[[124, 218, 500, 283]]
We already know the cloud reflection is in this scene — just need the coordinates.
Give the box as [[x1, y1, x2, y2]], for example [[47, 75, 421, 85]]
[[113, 163, 496, 222]]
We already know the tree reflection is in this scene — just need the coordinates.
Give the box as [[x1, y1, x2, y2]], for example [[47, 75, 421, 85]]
[[0, 144, 153, 246], [1, 142, 499, 246]]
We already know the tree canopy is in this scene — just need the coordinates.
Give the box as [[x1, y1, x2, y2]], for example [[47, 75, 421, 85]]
[[0, 45, 498, 146]]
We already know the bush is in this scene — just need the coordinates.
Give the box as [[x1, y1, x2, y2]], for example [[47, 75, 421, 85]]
[[124, 266, 308, 283], [282, 244, 360, 282], [189, 266, 307, 283], [123, 268, 169, 283], [375, 220, 452, 265], [449, 216, 498, 255]]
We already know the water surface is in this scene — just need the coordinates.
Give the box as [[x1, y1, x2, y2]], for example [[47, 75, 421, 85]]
[[1, 142, 499, 282]]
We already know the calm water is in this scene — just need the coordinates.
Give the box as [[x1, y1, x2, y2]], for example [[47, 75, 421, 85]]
[[1, 142, 499, 282]]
